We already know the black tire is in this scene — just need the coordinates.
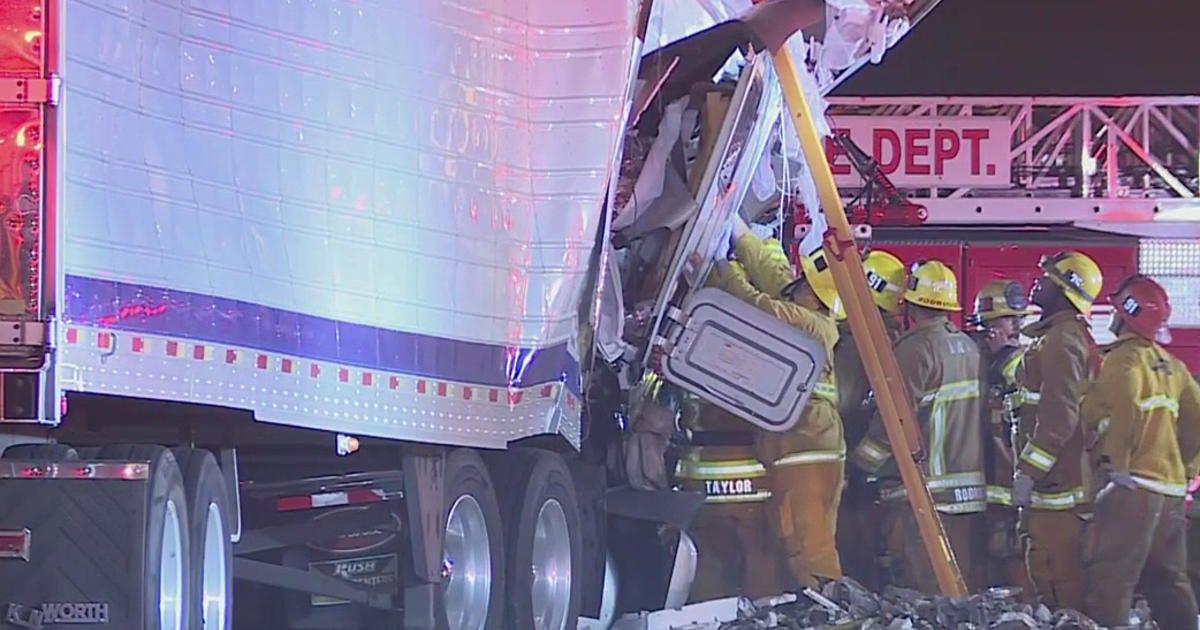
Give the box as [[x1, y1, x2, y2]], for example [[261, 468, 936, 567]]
[[489, 449, 582, 630], [442, 448, 507, 630], [172, 448, 233, 630], [97, 445, 191, 630], [0, 442, 79, 460]]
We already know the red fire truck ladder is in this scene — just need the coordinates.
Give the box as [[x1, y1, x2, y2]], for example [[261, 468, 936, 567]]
[[833, 132, 929, 226], [786, 133, 928, 260]]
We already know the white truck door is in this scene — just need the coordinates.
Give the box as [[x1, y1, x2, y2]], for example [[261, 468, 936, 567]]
[[659, 287, 826, 433], [641, 52, 783, 367]]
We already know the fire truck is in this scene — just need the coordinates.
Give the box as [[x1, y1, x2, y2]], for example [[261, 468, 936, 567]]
[[810, 0, 1200, 369], [794, 93, 1200, 366]]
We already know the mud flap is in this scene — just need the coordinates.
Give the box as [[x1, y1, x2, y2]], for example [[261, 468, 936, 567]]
[[0, 461, 149, 629]]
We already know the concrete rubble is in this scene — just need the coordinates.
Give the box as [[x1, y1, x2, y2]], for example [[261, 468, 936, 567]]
[[707, 578, 1159, 630]]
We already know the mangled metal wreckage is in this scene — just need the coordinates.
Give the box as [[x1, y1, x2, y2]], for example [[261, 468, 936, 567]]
[[588, 0, 1008, 628]]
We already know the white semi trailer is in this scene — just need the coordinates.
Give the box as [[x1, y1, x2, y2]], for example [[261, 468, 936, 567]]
[[0, 1, 930, 628]]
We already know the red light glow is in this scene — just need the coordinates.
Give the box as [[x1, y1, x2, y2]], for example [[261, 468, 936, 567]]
[[95, 303, 170, 326]]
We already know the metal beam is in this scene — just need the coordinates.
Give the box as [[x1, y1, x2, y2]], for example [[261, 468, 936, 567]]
[[1088, 106, 1196, 198], [916, 197, 1181, 224], [1012, 105, 1080, 160], [1148, 106, 1197, 154], [232, 557, 396, 610]]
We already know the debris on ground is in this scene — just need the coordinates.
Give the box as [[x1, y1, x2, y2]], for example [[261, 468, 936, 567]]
[[714, 578, 1159, 629]]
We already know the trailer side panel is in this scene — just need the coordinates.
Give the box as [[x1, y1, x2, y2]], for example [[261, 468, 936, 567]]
[[55, 0, 638, 446]]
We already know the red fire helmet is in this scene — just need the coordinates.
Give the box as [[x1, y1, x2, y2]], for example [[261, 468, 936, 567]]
[[1110, 274, 1172, 344]]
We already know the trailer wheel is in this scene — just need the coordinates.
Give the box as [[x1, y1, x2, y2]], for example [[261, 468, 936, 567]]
[[98, 445, 191, 630], [442, 448, 506, 630], [491, 450, 582, 630], [172, 449, 232, 630], [0, 442, 79, 460]]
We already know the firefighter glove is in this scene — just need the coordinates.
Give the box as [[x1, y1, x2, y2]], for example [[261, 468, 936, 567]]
[[1012, 471, 1034, 508], [1106, 470, 1137, 490], [716, 220, 734, 260]]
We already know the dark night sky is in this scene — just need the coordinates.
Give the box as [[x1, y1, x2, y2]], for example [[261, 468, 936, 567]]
[[835, 0, 1200, 97]]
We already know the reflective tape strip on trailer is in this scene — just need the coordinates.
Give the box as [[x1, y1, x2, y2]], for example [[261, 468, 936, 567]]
[[63, 327, 581, 412], [276, 487, 388, 512]]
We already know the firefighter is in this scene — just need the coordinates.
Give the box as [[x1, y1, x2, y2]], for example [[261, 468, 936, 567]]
[[968, 279, 1035, 594], [676, 399, 784, 601], [835, 248, 906, 589], [708, 216, 844, 588], [676, 253, 795, 601], [851, 259, 987, 593], [1080, 275, 1200, 629], [1011, 251, 1102, 612], [835, 249, 907, 420]]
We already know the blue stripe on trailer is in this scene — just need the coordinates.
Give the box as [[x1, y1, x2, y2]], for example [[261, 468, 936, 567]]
[[63, 275, 582, 396]]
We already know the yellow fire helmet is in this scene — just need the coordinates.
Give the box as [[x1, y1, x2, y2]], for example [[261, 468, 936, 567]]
[[862, 249, 907, 315], [1038, 250, 1103, 316], [971, 279, 1033, 324], [904, 259, 961, 312], [787, 248, 846, 320]]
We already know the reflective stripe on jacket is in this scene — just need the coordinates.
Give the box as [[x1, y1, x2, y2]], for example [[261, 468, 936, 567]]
[[1016, 311, 1098, 511], [714, 235, 845, 464], [813, 381, 840, 408], [986, 485, 1087, 511], [880, 471, 987, 514], [851, 318, 986, 514], [1082, 334, 1200, 498], [675, 453, 772, 504]]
